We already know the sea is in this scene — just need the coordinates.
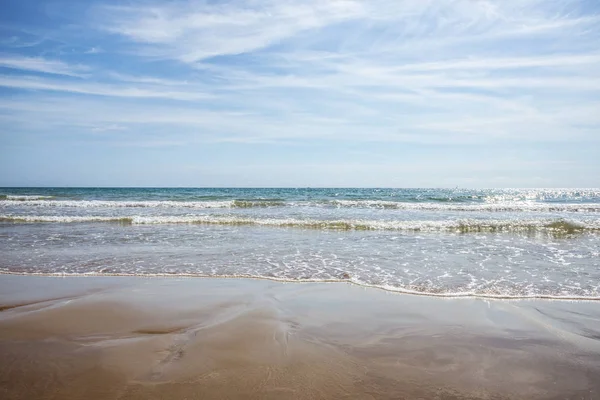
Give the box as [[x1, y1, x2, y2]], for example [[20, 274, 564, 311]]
[[1, 187, 599, 299]]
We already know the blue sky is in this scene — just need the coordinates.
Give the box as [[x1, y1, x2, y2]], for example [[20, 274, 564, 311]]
[[1, 0, 599, 187]]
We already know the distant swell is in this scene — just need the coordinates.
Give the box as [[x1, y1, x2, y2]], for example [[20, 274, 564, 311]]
[[2, 198, 600, 212], [1, 214, 598, 233]]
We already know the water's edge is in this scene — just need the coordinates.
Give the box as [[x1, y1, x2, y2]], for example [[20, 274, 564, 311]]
[[2, 271, 599, 301]]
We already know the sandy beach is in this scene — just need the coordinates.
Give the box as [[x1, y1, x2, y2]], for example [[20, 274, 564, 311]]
[[0, 275, 598, 399]]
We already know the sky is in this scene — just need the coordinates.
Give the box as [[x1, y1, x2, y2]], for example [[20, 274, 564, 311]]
[[0, 0, 599, 188]]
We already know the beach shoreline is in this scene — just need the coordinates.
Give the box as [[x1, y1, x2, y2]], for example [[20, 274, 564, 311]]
[[1, 274, 599, 399]]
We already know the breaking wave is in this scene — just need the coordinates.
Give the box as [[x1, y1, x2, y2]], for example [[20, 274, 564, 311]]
[[0, 199, 285, 209], [1, 214, 598, 233]]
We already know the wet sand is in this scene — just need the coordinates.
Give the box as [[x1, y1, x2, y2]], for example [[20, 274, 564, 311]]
[[0, 275, 599, 399]]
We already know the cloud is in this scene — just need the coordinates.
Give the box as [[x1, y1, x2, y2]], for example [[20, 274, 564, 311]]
[[0, 54, 90, 77], [94, 0, 600, 61], [0, 75, 212, 101], [84, 47, 103, 54], [106, 72, 190, 86], [95, 0, 365, 62], [1, 90, 598, 148]]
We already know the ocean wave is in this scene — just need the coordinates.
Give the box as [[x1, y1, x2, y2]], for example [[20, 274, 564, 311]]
[[3, 198, 600, 212], [1, 214, 598, 233], [232, 200, 287, 208], [0, 199, 284, 209], [0, 270, 598, 300], [0, 215, 132, 223], [1, 195, 56, 200]]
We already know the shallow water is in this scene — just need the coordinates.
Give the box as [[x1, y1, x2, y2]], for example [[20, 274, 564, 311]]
[[1, 187, 599, 299]]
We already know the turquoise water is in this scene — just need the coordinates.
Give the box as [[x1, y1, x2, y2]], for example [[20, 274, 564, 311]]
[[1, 188, 599, 298], [2, 187, 600, 203]]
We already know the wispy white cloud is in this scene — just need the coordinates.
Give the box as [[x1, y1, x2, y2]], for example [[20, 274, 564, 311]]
[[1, 90, 597, 147], [2, 39, 43, 49], [96, 0, 365, 62], [94, 0, 600, 62], [0, 75, 212, 100], [0, 54, 90, 77], [84, 47, 103, 54], [106, 72, 191, 86]]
